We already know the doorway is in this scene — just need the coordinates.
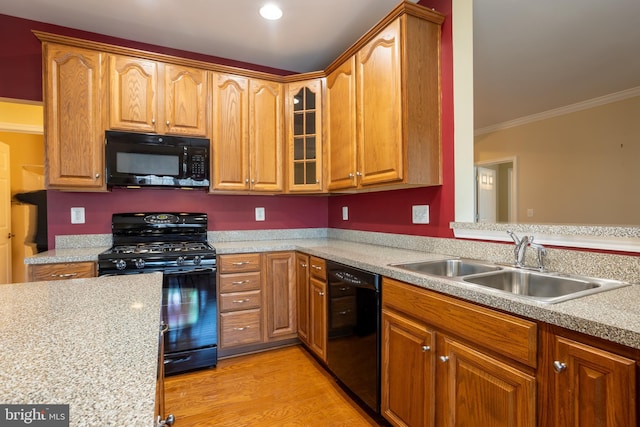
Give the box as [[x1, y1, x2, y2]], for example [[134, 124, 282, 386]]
[[474, 158, 517, 223]]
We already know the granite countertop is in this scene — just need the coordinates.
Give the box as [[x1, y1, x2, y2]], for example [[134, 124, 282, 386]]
[[0, 273, 163, 427], [213, 239, 640, 350], [25, 238, 640, 350]]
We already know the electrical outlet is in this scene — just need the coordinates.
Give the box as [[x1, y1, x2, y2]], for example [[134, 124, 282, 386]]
[[255, 207, 265, 221], [342, 206, 349, 221], [412, 205, 429, 224], [70, 207, 85, 224]]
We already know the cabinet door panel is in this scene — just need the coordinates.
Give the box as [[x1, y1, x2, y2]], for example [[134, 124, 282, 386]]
[[438, 336, 536, 427], [211, 73, 250, 191], [296, 253, 310, 344], [326, 58, 357, 190], [382, 309, 435, 427], [164, 64, 208, 136], [553, 336, 636, 427], [109, 55, 157, 132], [249, 79, 284, 192], [264, 252, 296, 340], [45, 44, 104, 189], [309, 277, 327, 360]]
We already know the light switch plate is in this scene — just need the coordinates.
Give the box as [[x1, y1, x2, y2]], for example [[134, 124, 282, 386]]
[[255, 207, 265, 221], [342, 206, 349, 221], [412, 205, 429, 224], [71, 207, 85, 224]]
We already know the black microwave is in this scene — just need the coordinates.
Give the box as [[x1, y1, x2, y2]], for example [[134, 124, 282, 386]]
[[105, 131, 210, 188]]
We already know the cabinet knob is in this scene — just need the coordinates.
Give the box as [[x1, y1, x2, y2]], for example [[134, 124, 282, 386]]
[[245, 178, 249, 183], [348, 173, 354, 179], [318, 291, 325, 296], [166, 120, 170, 126], [421, 345, 431, 352], [439, 355, 449, 363], [356, 171, 362, 177], [95, 173, 100, 179], [152, 118, 156, 124], [300, 263, 307, 268], [553, 360, 567, 373]]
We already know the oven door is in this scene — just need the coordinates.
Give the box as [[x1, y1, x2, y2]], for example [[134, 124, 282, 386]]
[[162, 268, 217, 372]]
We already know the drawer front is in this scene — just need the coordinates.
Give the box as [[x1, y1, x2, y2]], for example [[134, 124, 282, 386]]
[[383, 277, 537, 368], [219, 271, 262, 292], [218, 253, 261, 273], [220, 309, 263, 348], [28, 262, 96, 282], [219, 290, 262, 312], [309, 256, 326, 280]]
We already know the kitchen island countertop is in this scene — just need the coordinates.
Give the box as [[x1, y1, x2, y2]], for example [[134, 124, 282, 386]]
[[0, 273, 163, 426]]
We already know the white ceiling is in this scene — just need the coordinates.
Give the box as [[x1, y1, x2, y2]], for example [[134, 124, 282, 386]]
[[1, 0, 639, 130]]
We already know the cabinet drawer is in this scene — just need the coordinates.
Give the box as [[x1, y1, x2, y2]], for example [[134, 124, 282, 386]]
[[220, 309, 263, 348], [218, 253, 261, 273], [219, 290, 262, 312], [309, 256, 326, 280], [28, 262, 96, 282], [218, 271, 261, 292], [383, 277, 537, 368]]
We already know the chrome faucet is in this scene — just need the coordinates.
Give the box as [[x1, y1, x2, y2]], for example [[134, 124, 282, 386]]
[[507, 230, 532, 268], [507, 230, 547, 271]]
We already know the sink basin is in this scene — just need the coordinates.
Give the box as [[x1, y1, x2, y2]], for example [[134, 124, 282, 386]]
[[392, 259, 502, 277], [462, 270, 630, 303]]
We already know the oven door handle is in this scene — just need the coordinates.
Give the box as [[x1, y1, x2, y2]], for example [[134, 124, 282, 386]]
[[163, 267, 216, 275]]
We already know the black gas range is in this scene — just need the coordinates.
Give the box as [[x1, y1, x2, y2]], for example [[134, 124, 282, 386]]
[[98, 212, 218, 376], [98, 212, 216, 275]]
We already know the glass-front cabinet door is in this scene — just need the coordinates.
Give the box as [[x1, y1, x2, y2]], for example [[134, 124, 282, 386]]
[[286, 78, 324, 192]]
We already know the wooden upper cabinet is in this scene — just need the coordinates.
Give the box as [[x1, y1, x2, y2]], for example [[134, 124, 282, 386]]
[[286, 79, 324, 193], [326, 57, 358, 191], [164, 64, 208, 136], [326, 10, 443, 191], [211, 73, 250, 191], [109, 55, 157, 133], [44, 43, 105, 190], [109, 55, 208, 136], [249, 79, 284, 192], [551, 335, 636, 427], [357, 19, 403, 187]]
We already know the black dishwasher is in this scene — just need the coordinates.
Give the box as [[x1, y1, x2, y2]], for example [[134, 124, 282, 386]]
[[326, 261, 382, 415]]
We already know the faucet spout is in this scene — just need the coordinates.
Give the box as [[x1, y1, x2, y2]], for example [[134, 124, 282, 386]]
[[507, 230, 531, 268]]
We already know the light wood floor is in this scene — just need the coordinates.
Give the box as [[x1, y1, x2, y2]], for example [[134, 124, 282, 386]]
[[164, 345, 383, 427]]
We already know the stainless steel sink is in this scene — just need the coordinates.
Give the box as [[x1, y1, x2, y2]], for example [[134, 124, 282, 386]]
[[391, 259, 502, 277], [462, 270, 630, 303]]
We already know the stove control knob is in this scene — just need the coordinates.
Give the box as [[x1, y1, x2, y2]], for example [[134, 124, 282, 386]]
[[193, 256, 202, 266], [176, 256, 185, 266], [135, 258, 145, 269], [115, 259, 127, 271]]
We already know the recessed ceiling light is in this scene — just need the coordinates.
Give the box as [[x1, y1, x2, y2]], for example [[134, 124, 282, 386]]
[[259, 3, 283, 20]]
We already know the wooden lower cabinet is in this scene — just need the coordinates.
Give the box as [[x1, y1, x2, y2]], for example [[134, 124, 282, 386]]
[[295, 253, 327, 361], [382, 277, 537, 427], [27, 262, 96, 282], [218, 252, 297, 357], [381, 309, 435, 427], [548, 333, 637, 427], [436, 336, 536, 427]]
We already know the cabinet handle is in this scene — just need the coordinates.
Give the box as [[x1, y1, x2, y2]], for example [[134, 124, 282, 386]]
[[356, 171, 362, 177], [421, 345, 431, 352], [338, 286, 351, 291], [233, 326, 251, 331], [311, 265, 322, 270], [231, 280, 250, 285], [338, 309, 352, 315], [231, 261, 250, 266], [439, 355, 449, 363], [348, 173, 354, 179], [318, 291, 325, 296], [300, 263, 307, 268], [232, 299, 251, 304], [553, 360, 567, 373], [52, 273, 78, 278]]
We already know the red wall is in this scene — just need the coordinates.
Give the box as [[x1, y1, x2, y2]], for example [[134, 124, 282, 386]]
[[1, 0, 455, 246]]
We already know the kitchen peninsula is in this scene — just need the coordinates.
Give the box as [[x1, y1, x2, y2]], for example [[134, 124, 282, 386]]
[[0, 273, 163, 426]]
